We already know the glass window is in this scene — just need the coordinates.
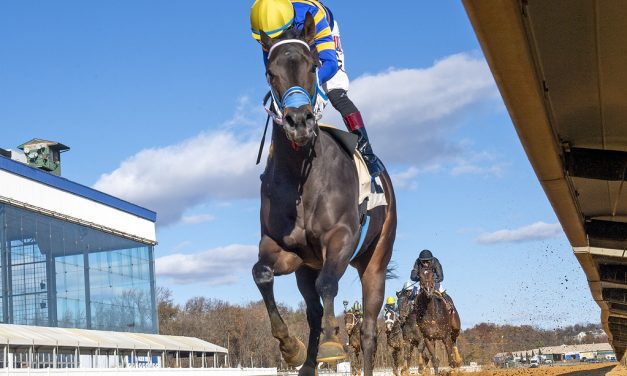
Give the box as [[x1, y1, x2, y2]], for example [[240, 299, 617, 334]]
[[0, 204, 156, 333]]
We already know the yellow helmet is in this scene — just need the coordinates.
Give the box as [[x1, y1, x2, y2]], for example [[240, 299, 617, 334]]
[[386, 296, 396, 305], [250, 0, 295, 41]]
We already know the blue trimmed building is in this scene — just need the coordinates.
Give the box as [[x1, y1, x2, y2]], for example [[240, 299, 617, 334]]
[[0, 142, 158, 334]]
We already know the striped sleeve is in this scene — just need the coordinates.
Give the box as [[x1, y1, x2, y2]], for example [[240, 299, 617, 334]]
[[292, 1, 338, 84]]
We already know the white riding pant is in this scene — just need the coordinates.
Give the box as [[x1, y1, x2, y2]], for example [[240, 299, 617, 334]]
[[314, 20, 349, 119]]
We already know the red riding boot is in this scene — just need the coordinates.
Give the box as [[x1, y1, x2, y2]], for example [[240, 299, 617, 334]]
[[343, 112, 385, 177]]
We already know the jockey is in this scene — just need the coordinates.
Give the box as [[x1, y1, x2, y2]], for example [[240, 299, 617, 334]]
[[384, 296, 396, 314], [410, 249, 455, 312], [383, 296, 397, 330], [350, 301, 363, 323], [250, 0, 385, 177], [402, 280, 418, 300], [410, 249, 444, 291]]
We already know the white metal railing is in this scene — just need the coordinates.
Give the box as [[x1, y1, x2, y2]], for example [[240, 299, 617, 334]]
[[3, 367, 277, 376]]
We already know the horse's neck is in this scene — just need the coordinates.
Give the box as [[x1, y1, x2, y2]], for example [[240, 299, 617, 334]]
[[348, 325, 360, 338], [416, 293, 429, 314], [270, 124, 318, 170]]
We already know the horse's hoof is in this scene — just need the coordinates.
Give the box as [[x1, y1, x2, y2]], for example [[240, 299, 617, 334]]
[[316, 341, 346, 362], [281, 337, 307, 367]]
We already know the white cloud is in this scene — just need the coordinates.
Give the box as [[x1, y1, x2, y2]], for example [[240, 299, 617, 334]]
[[477, 222, 564, 244], [322, 52, 499, 166], [450, 150, 507, 177], [94, 53, 499, 224], [181, 214, 216, 225], [93, 129, 263, 225], [451, 163, 504, 176], [155, 244, 257, 285], [390, 167, 420, 190]]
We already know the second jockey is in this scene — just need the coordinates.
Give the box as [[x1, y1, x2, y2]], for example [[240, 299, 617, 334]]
[[250, 0, 385, 177], [410, 249, 455, 313]]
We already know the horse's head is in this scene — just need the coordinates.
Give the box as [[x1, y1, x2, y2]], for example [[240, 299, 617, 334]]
[[419, 266, 436, 298], [396, 289, 413, 324], [260, 12, 319, 148], [344, 311, 358, 333]]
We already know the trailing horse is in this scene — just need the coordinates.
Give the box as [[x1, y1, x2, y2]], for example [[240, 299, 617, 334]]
[[344, 310, 362, 376], [251, 13, 397, 376], [414, 267, 462, 374], [384, 308, 406, 376], [396, 289, 429, 375]]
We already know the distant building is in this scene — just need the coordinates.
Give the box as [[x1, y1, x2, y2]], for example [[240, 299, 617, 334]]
[[504, 343, 615, 363], [0, 142, 157, 332], [0, 141, 237, 371]]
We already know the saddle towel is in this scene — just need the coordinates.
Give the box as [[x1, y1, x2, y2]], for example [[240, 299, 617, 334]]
[[319, 124, 387, 211], [355, 152, 387, 211]]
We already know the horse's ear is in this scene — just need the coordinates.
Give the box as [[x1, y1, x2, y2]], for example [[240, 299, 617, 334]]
[[302, 11, 316, 45], [260, 30, 274, 52]]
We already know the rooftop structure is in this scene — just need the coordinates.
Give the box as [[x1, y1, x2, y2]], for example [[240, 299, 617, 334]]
[[464, 0, 627, 363]]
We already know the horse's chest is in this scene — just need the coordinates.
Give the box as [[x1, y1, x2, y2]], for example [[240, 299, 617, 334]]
[[265, 201, 316, 250]]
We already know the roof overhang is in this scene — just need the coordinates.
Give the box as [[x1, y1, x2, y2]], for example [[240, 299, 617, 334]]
[[0, 157, 157, 244], [463, 0, 627, 361], [0, 323, 227, 353]]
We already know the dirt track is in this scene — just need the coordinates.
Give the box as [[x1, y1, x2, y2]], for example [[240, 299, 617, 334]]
[[465, 363, 626, 376]]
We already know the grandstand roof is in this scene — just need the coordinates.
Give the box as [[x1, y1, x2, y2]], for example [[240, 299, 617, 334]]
[[0, 323, 227, 353]]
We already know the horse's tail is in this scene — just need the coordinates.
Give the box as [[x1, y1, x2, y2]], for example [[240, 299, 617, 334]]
[[386, 260, 399, 280]]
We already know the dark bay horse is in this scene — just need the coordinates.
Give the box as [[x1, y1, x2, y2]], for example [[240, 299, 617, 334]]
[[384, 308, 406, 376], [414, 268, 462, 373], [252, 12, 397, 376], [396, 290, 429, 374], [344, 310, 362, 376]]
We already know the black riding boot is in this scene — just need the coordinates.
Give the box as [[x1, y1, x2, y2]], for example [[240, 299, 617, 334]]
[[343, 112, 385, 177]]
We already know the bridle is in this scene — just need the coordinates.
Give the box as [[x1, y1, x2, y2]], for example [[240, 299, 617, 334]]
[[265, 39, 327, 126], [345, 311, 359, 334]]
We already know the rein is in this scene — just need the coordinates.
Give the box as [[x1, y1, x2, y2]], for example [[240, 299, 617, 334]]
[[345, 312, 359, 335]]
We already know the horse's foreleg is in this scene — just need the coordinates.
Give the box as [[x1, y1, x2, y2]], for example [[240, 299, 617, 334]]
[[418, 341, 429, 372], [295, 267, 322, 376], [253, 236, 306, 367], [407, 342, 415, 373], [423, 338, 438, 375], [315, 230, 353, 362], [442, 335, 458, 369], [356, 345, 362, 376]]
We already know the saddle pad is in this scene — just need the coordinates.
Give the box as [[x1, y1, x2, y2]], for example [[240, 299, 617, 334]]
[[319, 123, 387, 211], [353, 152, 387, 210]]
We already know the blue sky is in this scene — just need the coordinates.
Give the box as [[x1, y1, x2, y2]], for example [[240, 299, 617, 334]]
[[1, 1, 599, 328]]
